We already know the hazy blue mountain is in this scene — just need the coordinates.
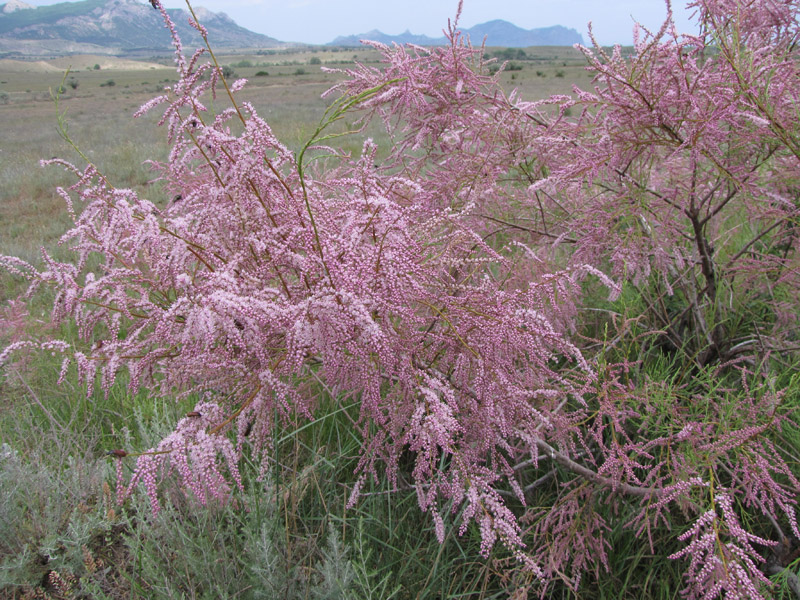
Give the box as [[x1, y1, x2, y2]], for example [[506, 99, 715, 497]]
[[0, 0, 282, 54], [328, 19, 583, 47], [329, 29, 443, 47], [466, 21, 582, 46]]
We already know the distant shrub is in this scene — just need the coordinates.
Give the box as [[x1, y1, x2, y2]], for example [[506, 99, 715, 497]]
[[488, 62, 522, 75], [232, 60, 253, 68], [294, 68, 306, 75], [309, 56, 322, 65], [93, 63, 100, 70], [99, 79, 115, 87], [0, 91, 8, 105], [222, 65, 236, 79], [493, 48, 527, 61], [255, 70, 269, 77], [555, 69, 565, 78], [535, 70, 545, 77], [67, 78, 79, 90]]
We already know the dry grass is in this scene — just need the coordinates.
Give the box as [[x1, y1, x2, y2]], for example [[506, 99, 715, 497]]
[[0, 45, 584, 269]]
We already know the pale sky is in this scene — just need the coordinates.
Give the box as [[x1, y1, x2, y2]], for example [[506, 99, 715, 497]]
[[27, 0, 699, 46]]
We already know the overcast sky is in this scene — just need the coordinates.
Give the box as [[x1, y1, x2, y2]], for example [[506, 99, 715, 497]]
[[27, 0, 699, 46]]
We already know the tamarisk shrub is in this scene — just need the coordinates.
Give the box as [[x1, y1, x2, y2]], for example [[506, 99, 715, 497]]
[[1, 0, 799, 597], [335, 0, 800, 589], [542, 0, 800, 367]]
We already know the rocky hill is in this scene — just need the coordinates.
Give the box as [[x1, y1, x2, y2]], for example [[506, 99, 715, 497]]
[[329, 20, 583, 48], [0, 0, 283, 57]]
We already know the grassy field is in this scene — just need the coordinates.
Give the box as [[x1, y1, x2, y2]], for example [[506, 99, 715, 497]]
[[1, 45, 796, 600], [0, 45, 586, 268]]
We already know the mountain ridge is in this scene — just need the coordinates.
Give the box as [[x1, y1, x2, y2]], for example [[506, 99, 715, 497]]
[[329, 20, 583, 48], [0, 0, 583, 58], [0, 0, 283, 56]]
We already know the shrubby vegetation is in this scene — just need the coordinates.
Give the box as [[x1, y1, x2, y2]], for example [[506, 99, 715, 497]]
[[2, 0, 800, 598], [220, 64, 236, 79], [492, 48, 528, 61]]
